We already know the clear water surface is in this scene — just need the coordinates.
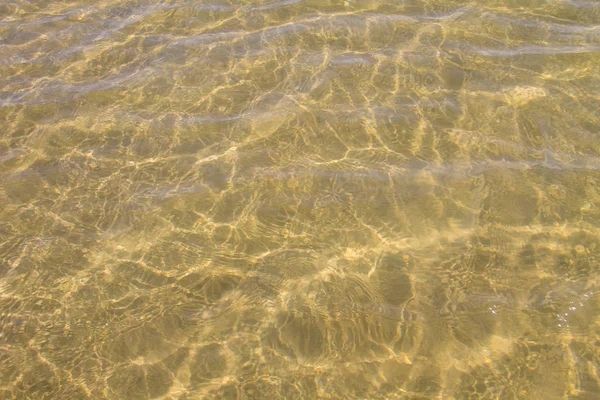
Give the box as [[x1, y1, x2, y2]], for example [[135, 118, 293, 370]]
[[1, 0, 600, 398]]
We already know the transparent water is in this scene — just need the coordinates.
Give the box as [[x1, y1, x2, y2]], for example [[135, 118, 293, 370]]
[[1, 0, 600, 398]]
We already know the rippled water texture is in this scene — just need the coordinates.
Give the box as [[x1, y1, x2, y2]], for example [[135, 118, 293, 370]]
[[1, 0, 600, 398]]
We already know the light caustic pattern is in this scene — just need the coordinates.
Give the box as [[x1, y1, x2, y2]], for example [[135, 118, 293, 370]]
[[1, 0, 600, 398]]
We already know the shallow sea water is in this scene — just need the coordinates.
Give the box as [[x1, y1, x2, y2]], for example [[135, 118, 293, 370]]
[[1, 0, 600, 398]]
